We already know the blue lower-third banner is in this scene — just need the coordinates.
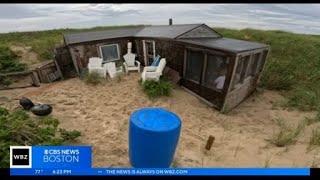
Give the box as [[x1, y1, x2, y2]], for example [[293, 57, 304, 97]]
[[9, 145, 310, 176], [10, 168, 310, 176]]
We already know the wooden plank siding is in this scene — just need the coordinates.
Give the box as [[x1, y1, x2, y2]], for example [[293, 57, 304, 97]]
[[67, 37, 134, 75]]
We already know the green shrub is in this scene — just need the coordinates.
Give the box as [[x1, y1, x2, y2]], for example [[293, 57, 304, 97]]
[[0, 107, 81, 168], [83, 72, 104, 85], [0, 46, 26, 73], [142, 79, 172, 99], [267, 118, 305, 147], [285, 86, 319, 111], [259, 60, 296, 91]]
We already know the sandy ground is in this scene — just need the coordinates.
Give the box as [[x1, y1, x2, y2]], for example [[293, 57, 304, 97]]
[[1, 73, 320, 167]]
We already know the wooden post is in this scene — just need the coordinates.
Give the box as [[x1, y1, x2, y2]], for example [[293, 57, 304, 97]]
[[205, 135, 215, 151], [54, 58, 64, 80], [31, 71, 40, 87]]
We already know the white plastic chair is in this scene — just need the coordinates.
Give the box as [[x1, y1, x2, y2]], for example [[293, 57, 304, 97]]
[[104, 62, 123, 79], [141, 58, 166, 82], [87, 57, 107, 78], [123, 53, 140, 74]]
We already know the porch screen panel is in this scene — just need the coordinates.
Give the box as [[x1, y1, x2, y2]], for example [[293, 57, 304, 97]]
[[239, 55, 250, 82], [249, 53, 261, 76], [203, 54, 228, 91], [231, 55, 250, 89], [231, 58, 243, 89], [101, 44, 120, 62], [185, 50, 204, 84]]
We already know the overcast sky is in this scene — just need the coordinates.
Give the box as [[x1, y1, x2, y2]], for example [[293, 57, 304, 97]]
[[0, 4, 319, 35]]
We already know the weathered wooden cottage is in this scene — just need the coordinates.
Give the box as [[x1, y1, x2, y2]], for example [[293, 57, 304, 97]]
[[59, 20, 269, 112]]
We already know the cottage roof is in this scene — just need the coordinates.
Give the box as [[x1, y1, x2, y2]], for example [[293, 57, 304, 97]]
[[178, 37, 268, 53], [64, 24, 216, 45], [63, 24, 268, 53], [133, 24, 202, 39], [64, 27, 144, 45]]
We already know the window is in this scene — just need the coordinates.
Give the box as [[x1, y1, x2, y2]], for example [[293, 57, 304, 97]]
[[100, 44, 120, 62], [185, 50, 204, 84], [239, 55, 250, 82], [146, 41, 154, 56], [232, 55, 250, 89], [202, 54, 228, 91], [248, 53, 261, 76]]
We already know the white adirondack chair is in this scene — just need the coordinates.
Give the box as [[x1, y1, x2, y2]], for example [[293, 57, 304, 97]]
[[123, 42, 140, 74], [88, 57, 107, 78], [104, 62, 123, 79], [141, 58, 166, 82], [123, 53, 140, 74]]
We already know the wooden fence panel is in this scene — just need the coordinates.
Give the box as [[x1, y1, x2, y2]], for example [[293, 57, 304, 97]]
[[33, 60, 62, 83], [0, 71, 40, 90]]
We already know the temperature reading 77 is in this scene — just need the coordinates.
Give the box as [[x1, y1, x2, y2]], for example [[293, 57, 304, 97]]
[[34, 169, 43, 174]]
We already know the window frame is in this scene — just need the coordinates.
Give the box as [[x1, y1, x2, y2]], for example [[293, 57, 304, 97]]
[[99, 43, 120, 63]]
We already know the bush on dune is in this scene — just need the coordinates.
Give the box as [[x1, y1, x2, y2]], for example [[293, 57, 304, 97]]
[[142, 79, 173, 99], [0, 107, 81, 168], [0, 45, 26, 73], [82, 71, 105, 85]]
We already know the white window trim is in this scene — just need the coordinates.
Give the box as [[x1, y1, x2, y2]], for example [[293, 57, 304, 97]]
[[99, 44, 120, 62]]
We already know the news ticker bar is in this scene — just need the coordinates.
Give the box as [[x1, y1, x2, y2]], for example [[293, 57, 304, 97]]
[[10, 168, 310, 176]]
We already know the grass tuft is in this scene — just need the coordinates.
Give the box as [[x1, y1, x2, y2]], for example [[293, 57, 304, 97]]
[[267, 118, 305, 147], [308, 128, 320, 150], [83, 72, 105, 85]]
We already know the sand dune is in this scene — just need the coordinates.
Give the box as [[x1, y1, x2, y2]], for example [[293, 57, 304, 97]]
[[1, 73, 319, 167]]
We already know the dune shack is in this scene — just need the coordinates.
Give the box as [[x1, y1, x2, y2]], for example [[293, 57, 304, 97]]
[[59, 21, 269, 112]]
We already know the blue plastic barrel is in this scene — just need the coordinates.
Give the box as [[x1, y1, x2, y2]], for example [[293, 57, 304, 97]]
[[129, 107, 181, 168]]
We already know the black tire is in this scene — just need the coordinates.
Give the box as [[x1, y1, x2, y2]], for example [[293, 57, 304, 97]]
[[31, 104, 53, 116], [19, 97, 34, 110]]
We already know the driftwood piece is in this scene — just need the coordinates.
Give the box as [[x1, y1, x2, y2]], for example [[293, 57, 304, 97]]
[[205, 135, 215, 151]]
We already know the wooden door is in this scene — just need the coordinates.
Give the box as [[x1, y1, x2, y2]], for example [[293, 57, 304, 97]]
[[143, 40, 155, 66]]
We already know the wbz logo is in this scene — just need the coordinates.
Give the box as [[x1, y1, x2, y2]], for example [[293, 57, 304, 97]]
[[10, 146, 32, 168]]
